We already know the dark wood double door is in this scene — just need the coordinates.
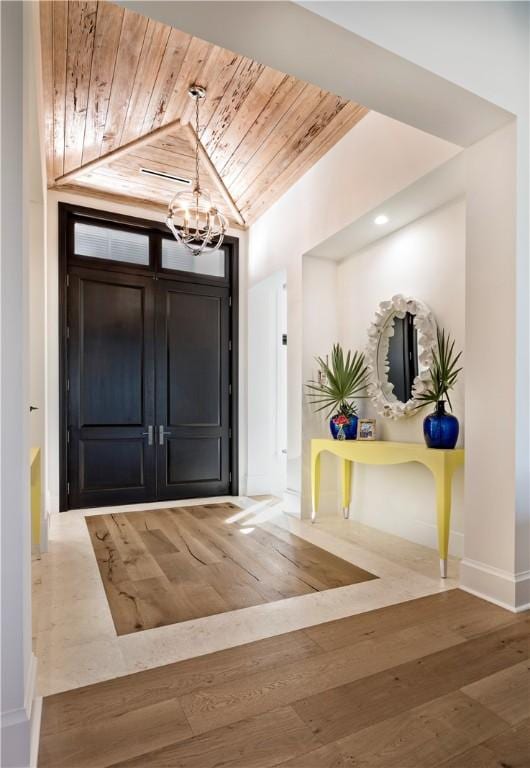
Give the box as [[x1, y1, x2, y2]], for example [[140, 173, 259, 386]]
[[62, 205, 237, 510]]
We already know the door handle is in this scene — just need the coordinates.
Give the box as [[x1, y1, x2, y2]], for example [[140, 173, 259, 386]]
[[159, 425, 171, 445], [141, 425, 154, 445]]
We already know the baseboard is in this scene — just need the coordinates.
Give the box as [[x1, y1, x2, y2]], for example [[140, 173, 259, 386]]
[[460, 558, 530, 612], [27, 652, 41, 768], [29, 697, 42, 768], [25, 653, 38, 723], [1, 654, 41, 767]]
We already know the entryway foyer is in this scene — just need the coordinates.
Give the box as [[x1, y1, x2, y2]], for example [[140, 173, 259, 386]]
[[1, 2, 529, 767]]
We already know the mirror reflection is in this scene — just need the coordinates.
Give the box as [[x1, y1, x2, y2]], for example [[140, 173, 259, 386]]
[[368, 295, 436, 418], [386, 312, 419, 403]]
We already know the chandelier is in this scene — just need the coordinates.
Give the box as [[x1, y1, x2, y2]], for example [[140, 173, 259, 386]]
[[166, 85, 227, 255]]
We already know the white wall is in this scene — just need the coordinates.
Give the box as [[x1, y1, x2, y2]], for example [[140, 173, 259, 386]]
[[301, 2, 529, 119], [303, 200, 466, 554], [29, 202, 45, 460], [248, 112, 459, 286], [461, 122, 527, 608], [249, 110, 460, 511], [1, 2, 41, 765], [27, 0, 47, 551], [45, 189, 248, 515], [302, 258, 339, 515]]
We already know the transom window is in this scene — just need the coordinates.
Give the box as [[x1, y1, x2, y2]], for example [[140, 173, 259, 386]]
[[161, 238, 225, 278], [74, 222, 150, 265]]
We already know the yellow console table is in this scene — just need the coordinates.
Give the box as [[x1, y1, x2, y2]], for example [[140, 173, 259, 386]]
[[311, 439, 464, 578]]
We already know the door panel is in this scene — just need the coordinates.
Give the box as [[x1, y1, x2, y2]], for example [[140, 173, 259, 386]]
[[80, 280, 145, 425], [80, 438, 147, 489], [156, 280, 231, 499], [67, 269, 156, 508], [167, 291, 222, 426], [167, 437, 221, 484]]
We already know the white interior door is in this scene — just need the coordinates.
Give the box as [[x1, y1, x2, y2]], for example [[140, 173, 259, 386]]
[[248, 270, 287, 497], [276, 280, 287, 493]]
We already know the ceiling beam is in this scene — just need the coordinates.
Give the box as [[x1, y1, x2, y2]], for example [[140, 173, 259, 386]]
[[183, 123, 245, 227], [49, 183, 248, 231], [53, 118, 183, 186]]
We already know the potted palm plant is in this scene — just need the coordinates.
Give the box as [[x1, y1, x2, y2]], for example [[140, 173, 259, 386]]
[[415, 327, 462, 449], [306, 343, 369, 440]]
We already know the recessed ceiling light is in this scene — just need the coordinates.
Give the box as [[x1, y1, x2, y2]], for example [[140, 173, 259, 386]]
[[374, 214, 389, 226]]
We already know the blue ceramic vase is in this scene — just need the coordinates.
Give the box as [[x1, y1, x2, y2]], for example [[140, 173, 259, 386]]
[[423, 401, 459, 449], [330, 415, 358, 440]]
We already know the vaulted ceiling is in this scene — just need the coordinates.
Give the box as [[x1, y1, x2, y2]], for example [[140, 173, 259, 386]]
[[40, 1, 368, 227]]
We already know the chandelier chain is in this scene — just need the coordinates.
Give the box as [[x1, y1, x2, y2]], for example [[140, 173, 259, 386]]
[[194, 94, 200, 192], [166, 84, 227, 255]]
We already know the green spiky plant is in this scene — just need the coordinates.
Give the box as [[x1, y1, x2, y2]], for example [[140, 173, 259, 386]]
[[414, 328, 462, 411], [306, 343, 369, 419]]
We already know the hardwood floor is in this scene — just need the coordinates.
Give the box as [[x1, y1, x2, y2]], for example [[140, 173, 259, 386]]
[[38, 590, 529, 768], [85, 503, 376, 634]]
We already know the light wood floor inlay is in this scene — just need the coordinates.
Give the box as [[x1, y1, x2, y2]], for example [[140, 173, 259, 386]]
[[38, 590, 530, 768], [85, 503, 376, 635]]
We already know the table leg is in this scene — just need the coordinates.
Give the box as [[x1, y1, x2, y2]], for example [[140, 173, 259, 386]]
[[435, 470, 452, 578], [341, 459, 352, 519], [311, 450, 321, 523]]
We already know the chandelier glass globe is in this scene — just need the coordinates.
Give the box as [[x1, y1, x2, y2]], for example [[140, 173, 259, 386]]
[[166, 186, 227, 255], [166, 85, 227, 255]]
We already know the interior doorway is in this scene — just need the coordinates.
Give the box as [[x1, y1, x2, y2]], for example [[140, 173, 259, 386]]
[[59, 204, 239, 510]]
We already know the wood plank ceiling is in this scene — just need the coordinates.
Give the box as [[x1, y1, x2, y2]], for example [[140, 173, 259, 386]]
[[40, 1, 368, 227]]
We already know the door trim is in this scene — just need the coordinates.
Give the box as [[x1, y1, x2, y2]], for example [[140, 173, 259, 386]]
[[58, 202, 239, 510]]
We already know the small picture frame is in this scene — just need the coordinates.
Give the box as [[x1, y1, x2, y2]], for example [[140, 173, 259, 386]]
[[358, 418, 376, 441]]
